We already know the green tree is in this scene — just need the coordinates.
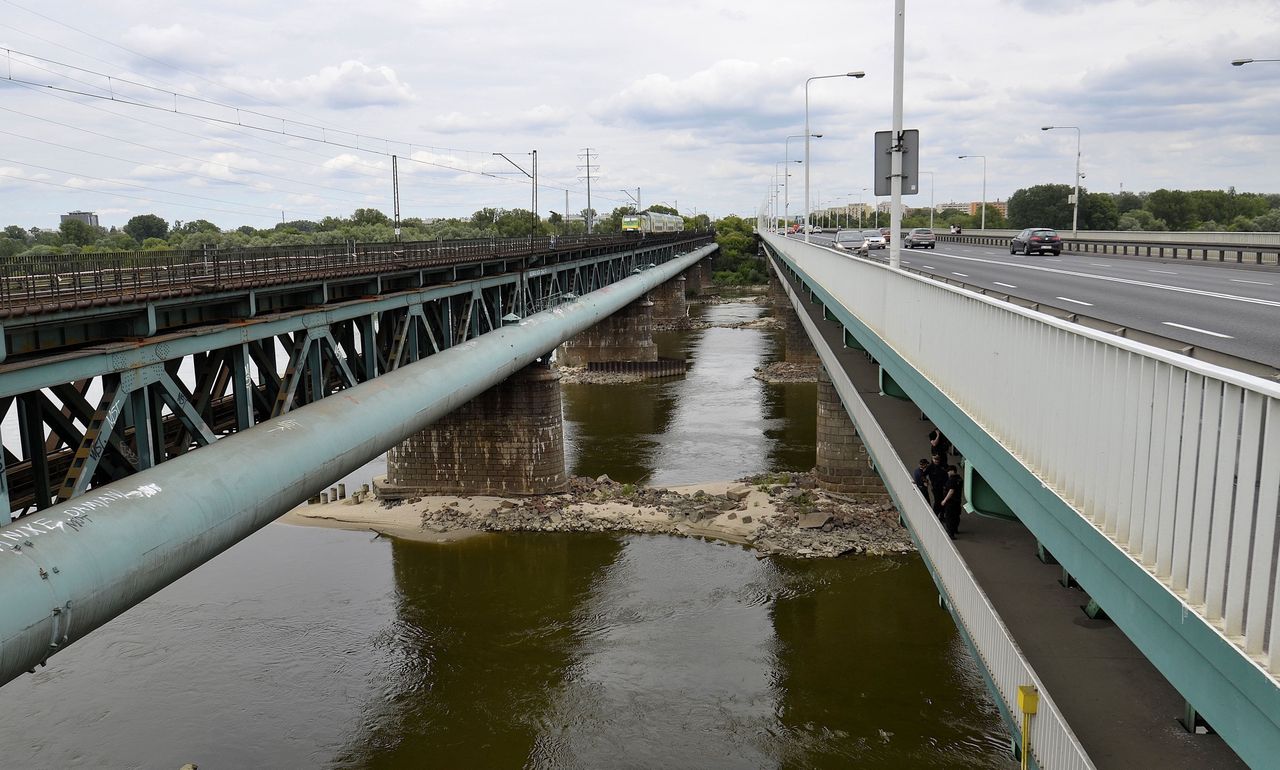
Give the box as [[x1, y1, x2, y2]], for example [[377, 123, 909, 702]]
[[1143, 189, 1193, 230], [1006, 184, 1075, 229], [1116, 210, 1168, 231], [94, 232, 140, 252], [351, 208, 391, 226], [124, 214, 169, 242], [174, 219, 221, 235], [3, 225, 28, 242], [1081, 191, 1119, 230], [1112, 191, 1144, 214], [59, 218, 106, 246], [141, 237, 170, 250], [648, 204, 678, 215]]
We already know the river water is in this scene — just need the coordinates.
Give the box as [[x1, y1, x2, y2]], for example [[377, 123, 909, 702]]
[[0, 302, 1013, 768]]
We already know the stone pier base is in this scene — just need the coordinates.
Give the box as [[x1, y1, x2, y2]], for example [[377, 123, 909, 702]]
[[381, 361, 566, 496], [651, 276, 689, 328], [683, 262, 708, 297], [558, 297, 657, 365], [781, 300, 819, 364], [815, 366, 888, 499]]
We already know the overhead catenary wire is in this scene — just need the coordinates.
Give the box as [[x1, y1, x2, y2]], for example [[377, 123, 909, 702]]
[[1, 46, 635, 207]]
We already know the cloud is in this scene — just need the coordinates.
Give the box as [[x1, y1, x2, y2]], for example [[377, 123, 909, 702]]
[[121, 24, 228, 71], [224, 61, 415, 109], [592, 58, 807, 131], [422, 104, 570, 134]]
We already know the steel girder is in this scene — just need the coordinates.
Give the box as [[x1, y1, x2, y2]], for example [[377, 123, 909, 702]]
[[2, 236, 709, 518]]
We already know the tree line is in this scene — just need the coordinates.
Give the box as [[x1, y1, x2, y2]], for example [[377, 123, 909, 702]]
[[0, 205, 714, 259]]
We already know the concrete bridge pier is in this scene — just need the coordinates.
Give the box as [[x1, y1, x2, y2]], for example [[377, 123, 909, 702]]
[[781, 300, 819, 364], [381, 359, 567, 496], [650, 275, 689, 328], [683, 262, 709, 298], [815, 365, 888, 499], [557, 297, 657, 365]]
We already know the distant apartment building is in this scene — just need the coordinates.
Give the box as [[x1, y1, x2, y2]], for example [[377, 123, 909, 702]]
[[935, 201, 970, 214], [969, 200, 1008, 217], [60, 211, 99, 227]]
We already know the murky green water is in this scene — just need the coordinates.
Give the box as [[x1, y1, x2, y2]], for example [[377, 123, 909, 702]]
[[0, 302, 1013, 768]]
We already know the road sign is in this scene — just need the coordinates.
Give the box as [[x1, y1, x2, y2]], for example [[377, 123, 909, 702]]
[[874, 129, 919, 197]]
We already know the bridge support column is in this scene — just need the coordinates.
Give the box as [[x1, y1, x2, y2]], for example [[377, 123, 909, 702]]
[[382, 360, 567, 496], [781, 300, 819, 364], [814, 366, 887, 499], [557, 297, 657, 366], [650, 276, 689, 329], [683, 262, 708, 297]]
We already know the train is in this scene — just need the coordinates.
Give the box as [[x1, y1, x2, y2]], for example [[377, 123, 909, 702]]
[[621, 212, 685, 233]]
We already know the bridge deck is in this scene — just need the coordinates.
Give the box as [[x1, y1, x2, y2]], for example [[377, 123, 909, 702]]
[[788, 272, 1246, 768]]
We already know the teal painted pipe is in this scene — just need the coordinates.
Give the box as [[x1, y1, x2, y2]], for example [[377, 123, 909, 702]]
[[0, 244, 715, 687]]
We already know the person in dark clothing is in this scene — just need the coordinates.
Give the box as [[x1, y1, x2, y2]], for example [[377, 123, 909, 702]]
[[926, 453, 949, 518], [940, 465, 963, 538], [928, 429, 951, 458], [912, 459, 930, 500]]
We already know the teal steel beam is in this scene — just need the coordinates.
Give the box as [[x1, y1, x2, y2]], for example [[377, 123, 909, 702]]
[[0, 244, 715, 687]]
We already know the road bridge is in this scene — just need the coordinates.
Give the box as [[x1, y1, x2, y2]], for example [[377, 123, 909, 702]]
[[765, 231, 1278, 769]]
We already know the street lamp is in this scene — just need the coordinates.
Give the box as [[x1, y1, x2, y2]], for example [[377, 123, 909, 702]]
[[805, 71, 864, 242], [1232, 58, 1280, 66], [493, 150, 538, 247], [919, 171, 935, 230], [776, 159, 801, 230], [785, 133, 819, 230], [957, 154, 987, 231], [1042, 126, 1082, 238]]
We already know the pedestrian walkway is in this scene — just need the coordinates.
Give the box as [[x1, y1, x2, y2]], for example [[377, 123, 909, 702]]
[[785, 267, 1246, 769]]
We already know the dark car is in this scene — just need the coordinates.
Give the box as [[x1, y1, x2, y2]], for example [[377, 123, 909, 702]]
[[1010, 228, 1062, 255], [831, 229, 866, 251], [904, 228, 935, 249]]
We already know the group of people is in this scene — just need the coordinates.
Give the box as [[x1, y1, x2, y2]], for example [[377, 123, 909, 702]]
[[912, 429, 963, 539]]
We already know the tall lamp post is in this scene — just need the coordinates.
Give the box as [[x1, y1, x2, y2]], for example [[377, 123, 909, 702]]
[[957, 154, 986, 231], [1041, 126, 1081, 238], [493, 150, 538, 247], [805, 71, 864, 242], [1232, 58, 1280, 66], [919, 171, 935, 230], [786, 133, 819, 230]]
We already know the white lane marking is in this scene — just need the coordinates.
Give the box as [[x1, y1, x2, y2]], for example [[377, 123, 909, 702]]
[[921, 265, 936, 270], [1149, 270, 1179, 275], [952, 272, 969, 277], [1044, 258, 1062, 262], [927, 249, 1280, 309], [1230, 278, 1273, 286], [994, 281, 1017, 289], [1090, 263, 1110, 267], [1163, 322, 1233, 339], [1056, 296, 1094, 307]]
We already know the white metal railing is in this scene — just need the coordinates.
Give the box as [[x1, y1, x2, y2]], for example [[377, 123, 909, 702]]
[[769, 233, 1280, 678], [781, 259, 1093, 769]]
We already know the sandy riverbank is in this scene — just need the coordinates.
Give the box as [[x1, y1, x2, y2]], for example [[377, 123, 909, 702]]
[[280, 472, 913, 559]]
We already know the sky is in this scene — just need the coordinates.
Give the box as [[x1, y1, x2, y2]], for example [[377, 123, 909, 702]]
[[0, 0, 1277, 231]]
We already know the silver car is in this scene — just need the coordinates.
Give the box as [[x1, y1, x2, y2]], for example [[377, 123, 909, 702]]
[[860, 229, 887, 250], [831, 229, 864, 251], [904, 228, 936, 249]]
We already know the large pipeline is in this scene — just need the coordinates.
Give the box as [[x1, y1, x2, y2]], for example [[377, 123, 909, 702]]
[[0, 244, 715, 687]]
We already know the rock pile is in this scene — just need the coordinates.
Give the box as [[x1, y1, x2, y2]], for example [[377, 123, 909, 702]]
[[754, 362, 819, 384], [404, 472, 913, 559]]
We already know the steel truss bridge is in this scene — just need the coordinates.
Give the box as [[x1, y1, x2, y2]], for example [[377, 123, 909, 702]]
[[0, 231, 712, 518]]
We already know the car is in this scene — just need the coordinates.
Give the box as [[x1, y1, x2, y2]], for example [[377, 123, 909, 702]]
[[904, 228, 936, 249], [813, 226, 824, 234], [1010, 228, 1063, 255], [860, 229, 887, 251], [879, 227, 892, 244], [831, 229, 865, 251]]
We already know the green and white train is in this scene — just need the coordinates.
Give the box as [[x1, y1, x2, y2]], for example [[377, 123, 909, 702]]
[[621, 212, 684, 233]]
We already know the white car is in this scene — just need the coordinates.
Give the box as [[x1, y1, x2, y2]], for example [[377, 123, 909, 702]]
[[859, 229, 887, 250]]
